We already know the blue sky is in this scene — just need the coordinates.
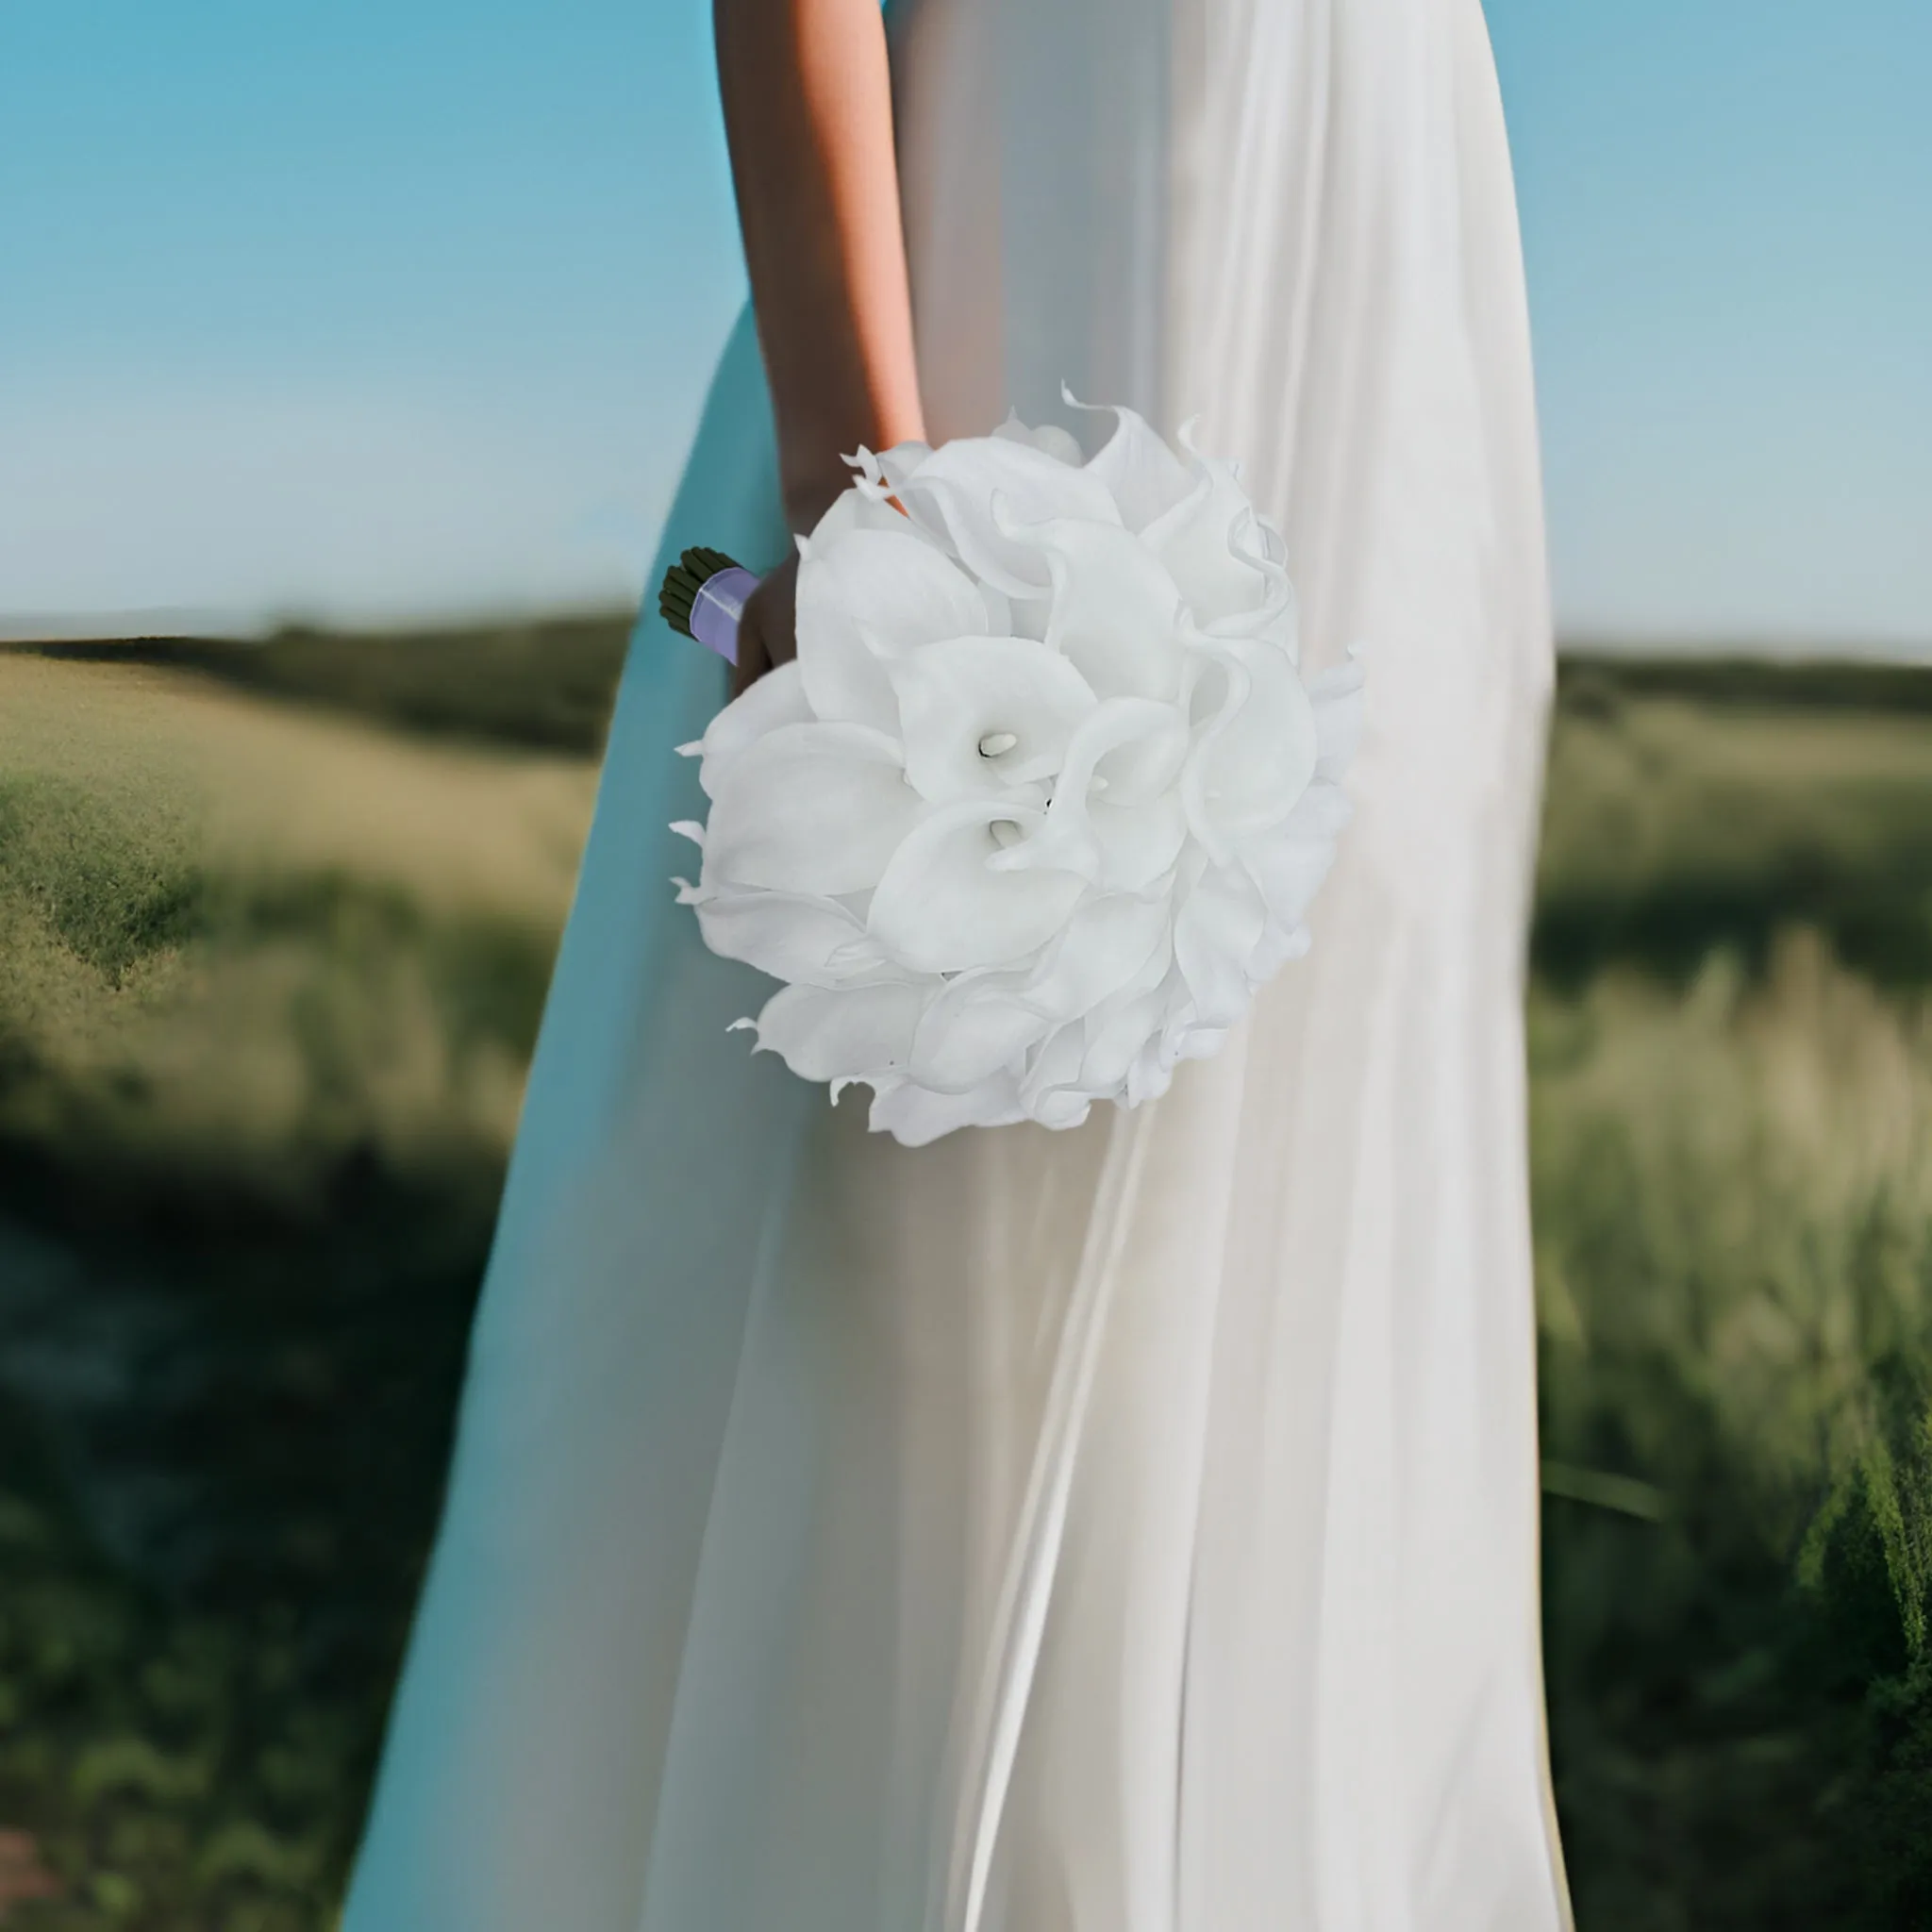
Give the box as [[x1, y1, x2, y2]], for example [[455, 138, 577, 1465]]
[[2, 0, 1927, 646]]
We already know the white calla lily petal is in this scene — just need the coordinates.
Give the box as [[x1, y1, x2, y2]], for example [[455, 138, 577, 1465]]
[[1141, 443, 1273, 627], [1080, 991, 1164, 1095], [805, 485, 916, 549], [696, 659, 812, 800], [1197, 508, 1298, 652], [1092, 797, 1189, 893], [1248, 919, 1315, 980], [1124, 1040, 1178, 1108], [795, 526, 987, 731], [869, 799, 1086, 973], [1024, 894, 1172, 1023], [1240, 773, 1353, 928], [992, 410, 1083, 466], [1030, 519, 1186, 700], [1077, 936, 1180, 1093], [1294, 777, 1357, 844], [1240, 824, 1341, 939], [1078, 401, 1195, 532], [694, 887, 896, 990], [908, 970, 1053, 1093], [1018, 1023, 1093, 1128], [868, 439, 932, 496], [890, 437, 1121, 592], [752, 980, 925, 1083], [869, 1074, 1027, 1145], [891, 635, 1097, 803], [703, 722, 924, 896], [1182, 635, 1321, 848], [1173, 863, 1267, 1028], [1020, 698, 1188, 887]]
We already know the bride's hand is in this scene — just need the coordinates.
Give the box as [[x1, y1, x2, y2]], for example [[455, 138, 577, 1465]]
[[731, 551, 800, 699]]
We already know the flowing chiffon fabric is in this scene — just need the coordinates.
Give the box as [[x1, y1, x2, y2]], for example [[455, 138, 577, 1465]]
[[344, 1, 1570, 1926]]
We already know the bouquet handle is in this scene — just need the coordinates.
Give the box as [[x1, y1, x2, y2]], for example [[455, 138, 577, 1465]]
[[658, 549, 762, 666]]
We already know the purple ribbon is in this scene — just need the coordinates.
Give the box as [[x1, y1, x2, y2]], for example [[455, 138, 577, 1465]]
[[689, 566, 761, 666]]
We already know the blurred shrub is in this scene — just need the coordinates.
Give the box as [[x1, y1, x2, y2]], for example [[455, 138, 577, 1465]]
[[1535, 935, 1932, 1927], [1537, 658, 1932, 989], [22, 612, 634, 756]]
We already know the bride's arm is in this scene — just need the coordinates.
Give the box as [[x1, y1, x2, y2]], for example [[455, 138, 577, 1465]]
[[714, 0, 926, 690]]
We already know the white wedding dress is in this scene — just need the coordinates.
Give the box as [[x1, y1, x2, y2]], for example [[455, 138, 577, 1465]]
[[343, 0, 1570, 1926]]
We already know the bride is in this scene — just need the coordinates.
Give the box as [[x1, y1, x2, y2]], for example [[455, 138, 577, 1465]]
[[344, 0, 1571, 1925]]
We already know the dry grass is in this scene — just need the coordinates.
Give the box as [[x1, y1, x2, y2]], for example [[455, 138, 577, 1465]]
[[0, 654, 598, 1216], [0, 653, 596, 927]]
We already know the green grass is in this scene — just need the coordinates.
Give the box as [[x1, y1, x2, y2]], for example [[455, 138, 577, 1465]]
[[0, 644, 592, 1930], [1530, 656, 1932, 1927], [1535, 656, 1932, 988], [3, 635, 1932, 1927], [0, 775, 207, 987], [1533, 944, 1932, 1926]]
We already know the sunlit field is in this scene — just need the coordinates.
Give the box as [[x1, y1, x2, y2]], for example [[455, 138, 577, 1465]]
[[2, 628, 1930, 1928]]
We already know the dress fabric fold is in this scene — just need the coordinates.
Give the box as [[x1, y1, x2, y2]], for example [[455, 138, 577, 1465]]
[[343, 0, 1571, 1926]]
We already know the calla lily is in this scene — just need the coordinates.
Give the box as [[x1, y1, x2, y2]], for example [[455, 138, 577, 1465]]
[[795, 526, 992, 733], [1181, 633, 1322, 848], [1202, 508, 1300, 658], [750, 980, 924, 1083], [1026, 699, 1190, 891], [1018, 1023, 1096, 1130], [1241, 822, 1341, 941], [992, 410, 1085, 467], [908, 968, 1053, 1093], [891, 635, 1097, 803], [807, 481, 921, 547], [686, 658, 812, 801], [1174, 863, 1268, 1029], [1141, 436, 1274, 627], [872, 435, 1122, 593], [701, 722, 924, 897], [691, 886, 893, 991], [1078, 401, 1195, 534], [1079, 954, 1178, 1098], [1033, 518, 1186, 701], [1024, 893, 1173, 1023], [869, 799, 1087, 974]]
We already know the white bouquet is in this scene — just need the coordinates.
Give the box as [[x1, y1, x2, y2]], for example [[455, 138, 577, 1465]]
[[662, 405, 1361, 1147]]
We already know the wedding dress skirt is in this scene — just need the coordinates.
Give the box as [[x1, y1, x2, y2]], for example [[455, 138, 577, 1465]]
[[344, 0, 1570, 1925]]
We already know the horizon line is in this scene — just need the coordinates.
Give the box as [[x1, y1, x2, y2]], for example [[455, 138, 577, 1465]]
[[3, 606, 1929, 667]]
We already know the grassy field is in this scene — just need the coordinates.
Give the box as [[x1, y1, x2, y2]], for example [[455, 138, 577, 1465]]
[[0, 636, 608, 1932], [2, 625, 1931, 1926], [1531, 660, 1932, 1927]]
